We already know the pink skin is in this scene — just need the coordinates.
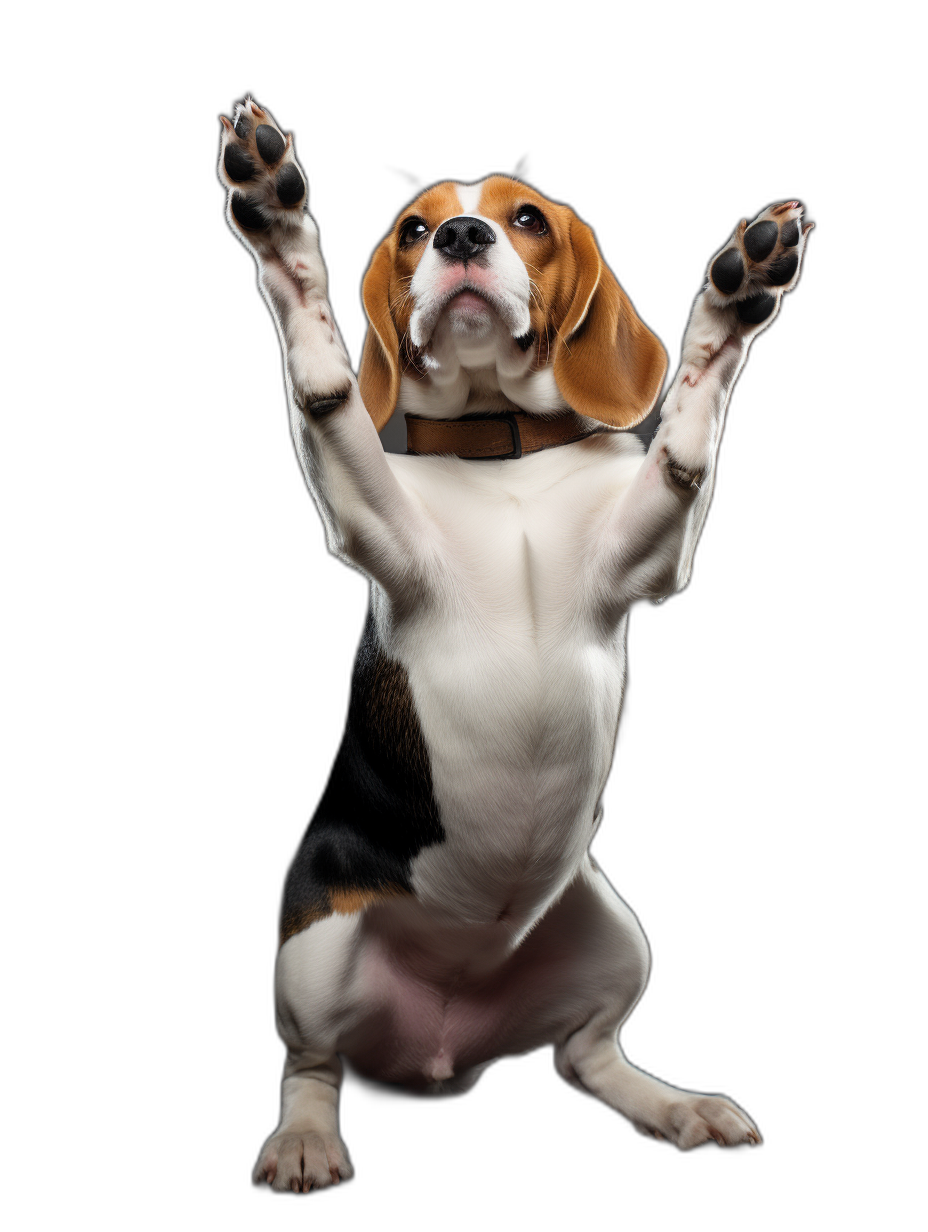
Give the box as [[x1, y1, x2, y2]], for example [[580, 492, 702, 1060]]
[[434, 265, 498, 299], [446, 289, 493, 328], [448, 290, 490, 312], [334, 879, 623, 1090], [413, 258, 524, 347]]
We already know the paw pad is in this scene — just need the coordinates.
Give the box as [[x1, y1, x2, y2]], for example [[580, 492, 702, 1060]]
[[276, 164, 305, 206], [223, 145, 255, 183], [743, 219, 778, 262], [255, 124, 285, 165], [766, 252, 798, 286], [710, 248, 745, 295], [230, 193, 270, 232], [221, 99, 307, 234], [736, 291, 776, 324], [708, 201, 809, 320], [305, 391, 351, 417]]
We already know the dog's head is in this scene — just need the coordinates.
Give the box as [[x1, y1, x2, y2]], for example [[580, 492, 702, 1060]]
[[358, 176, 667, 432]]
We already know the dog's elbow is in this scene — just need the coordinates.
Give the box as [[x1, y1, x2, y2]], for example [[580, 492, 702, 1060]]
[[651, 556, 696, 604], [610, 533, 687, 609]]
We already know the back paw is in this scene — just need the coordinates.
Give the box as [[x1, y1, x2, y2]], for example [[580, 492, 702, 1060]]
[[635, 1092, 762, 1150]]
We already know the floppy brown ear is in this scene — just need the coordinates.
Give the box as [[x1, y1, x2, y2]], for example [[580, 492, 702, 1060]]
[[553, 218, 667, 429], [358, 239, 401, 432]]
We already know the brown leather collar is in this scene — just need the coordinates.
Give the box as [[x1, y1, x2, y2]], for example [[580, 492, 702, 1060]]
[[405, 410, 603, 460]]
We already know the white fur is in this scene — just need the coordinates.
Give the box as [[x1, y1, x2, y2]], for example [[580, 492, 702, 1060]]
[[219, 114, 807, 1186]]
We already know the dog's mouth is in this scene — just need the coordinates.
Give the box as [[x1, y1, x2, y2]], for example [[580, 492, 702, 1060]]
[[411, 281, 530, 349], [446, 289, 491, 314]]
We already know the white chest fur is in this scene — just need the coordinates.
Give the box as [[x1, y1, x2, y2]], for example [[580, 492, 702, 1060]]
[[381, 433, 646, 926]]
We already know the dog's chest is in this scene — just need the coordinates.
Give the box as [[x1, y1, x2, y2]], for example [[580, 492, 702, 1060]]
[[385, 440, 642, 917]]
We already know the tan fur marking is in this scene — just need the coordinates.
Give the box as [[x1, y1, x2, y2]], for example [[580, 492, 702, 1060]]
[[479, 177, 667, 428], [280, 886, 411, 946], [359, 183, 464, 429], [359, 175, 667, 431], [329, 885, 409, 915]]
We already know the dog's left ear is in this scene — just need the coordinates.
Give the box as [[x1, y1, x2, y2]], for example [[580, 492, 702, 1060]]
[[554, 218, 667, 429], [358, 238, 401, 432]]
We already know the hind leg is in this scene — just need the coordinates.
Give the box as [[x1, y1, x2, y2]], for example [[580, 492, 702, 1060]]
[[557, 1020, 761, 1149], [551, 864, 761, 1149]]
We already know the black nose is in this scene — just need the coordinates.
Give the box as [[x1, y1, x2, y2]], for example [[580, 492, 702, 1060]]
[[433, 216, 496, 261]]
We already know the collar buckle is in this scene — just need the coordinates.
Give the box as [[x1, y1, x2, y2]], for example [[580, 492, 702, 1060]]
[[496, 412, 523, 460]]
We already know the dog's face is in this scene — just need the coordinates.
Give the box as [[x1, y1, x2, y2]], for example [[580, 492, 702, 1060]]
[[359, 176, 667, 431]]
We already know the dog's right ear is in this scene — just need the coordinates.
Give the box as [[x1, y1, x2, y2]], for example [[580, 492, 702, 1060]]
[[358, 238, 401, 432]]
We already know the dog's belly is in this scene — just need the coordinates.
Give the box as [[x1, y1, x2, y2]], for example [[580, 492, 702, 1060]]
[[275, 861, 648, 1089], [346, 937, 516, 1085], [343, 904, 594, 1086]]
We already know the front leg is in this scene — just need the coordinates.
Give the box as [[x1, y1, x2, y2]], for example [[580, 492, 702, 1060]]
[[218, 98, 433, 593], [603, 201, 812, 606]]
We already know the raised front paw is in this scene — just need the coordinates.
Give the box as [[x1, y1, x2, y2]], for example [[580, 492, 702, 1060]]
[[707, 200, 812, 326], [218, 97, 307, 244]]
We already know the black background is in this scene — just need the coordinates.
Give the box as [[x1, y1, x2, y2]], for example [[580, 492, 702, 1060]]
[[161, 52, 862, 1217]]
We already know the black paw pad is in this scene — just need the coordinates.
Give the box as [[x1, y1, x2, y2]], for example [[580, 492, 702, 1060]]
[[306, 391, 350, 417], [256, 124, 285, 164], [224, 144, 255, 183], [779, 219, 800, 247], [744, 220, 778, 262], [710, 249, 745, 295], [766, 253, 799, 286], [276, 164, 305, 207], [230, 193, 270, 232], [736, 292, 776, 325], [234, 115, 249, 140]]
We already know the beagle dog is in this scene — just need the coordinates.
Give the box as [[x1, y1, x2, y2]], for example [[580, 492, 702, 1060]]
[[218, 97, 810, 1192]]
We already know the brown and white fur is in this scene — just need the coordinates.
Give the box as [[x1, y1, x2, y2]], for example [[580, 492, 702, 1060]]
[[218, 97, 811, 1192]]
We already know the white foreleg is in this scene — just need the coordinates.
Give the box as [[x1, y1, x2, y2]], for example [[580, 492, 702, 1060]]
[[219, 98, 434, 595], [598, 200, 811, 608]]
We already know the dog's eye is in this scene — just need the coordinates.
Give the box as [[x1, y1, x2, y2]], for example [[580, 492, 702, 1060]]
[[512, 206, 547, 235], [399, 217, 429, 247]]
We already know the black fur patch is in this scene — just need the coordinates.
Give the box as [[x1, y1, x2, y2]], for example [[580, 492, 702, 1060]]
[[737, 291, 776, 324], [230, 193, 270, 232], [255, 123, 285, 165], [224, 144, 255, 183], [744, 220, 778, 262], [710, 249, 744, 295], [280, 613, 444, 943], [780, 219, 800, 247], [276, 164, 305, 206], [766, 253, 798, 286]]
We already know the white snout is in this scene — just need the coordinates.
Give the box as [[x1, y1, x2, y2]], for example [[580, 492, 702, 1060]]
[[409, 215, 532, 349]]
